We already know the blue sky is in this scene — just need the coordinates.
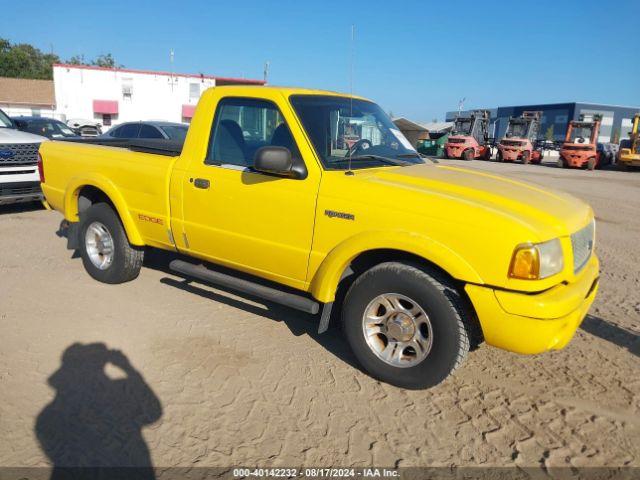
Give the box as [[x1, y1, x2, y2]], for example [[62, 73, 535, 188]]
[[2, 0, 638, 121]]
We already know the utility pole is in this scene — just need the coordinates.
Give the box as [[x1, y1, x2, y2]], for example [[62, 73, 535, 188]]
[[458, 97, 466, 117], [263, 61, 270, 84]]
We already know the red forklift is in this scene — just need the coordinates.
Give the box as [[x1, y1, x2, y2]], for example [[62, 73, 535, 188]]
[[496, 111, 544, 164], [444, 110, 492, 160], [558, 114, 602, 170]]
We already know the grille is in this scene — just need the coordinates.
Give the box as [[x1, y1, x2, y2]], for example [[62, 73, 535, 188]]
[[571, 220, 595, 273], [0, 143, 40, 166]]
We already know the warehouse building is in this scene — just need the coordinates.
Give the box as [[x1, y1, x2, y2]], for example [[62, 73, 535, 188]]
[[52, 64, 264, 128], [446, 102, 640, 143]]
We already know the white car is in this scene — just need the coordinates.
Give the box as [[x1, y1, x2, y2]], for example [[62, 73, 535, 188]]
[[0, 108, 47, 205]]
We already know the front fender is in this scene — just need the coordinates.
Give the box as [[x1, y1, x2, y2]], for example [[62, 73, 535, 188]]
[[309, 230, 483, 303], [63, 174, 145, 246]]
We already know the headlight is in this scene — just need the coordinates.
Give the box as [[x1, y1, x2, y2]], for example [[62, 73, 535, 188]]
[[508, 238, 564, 280]]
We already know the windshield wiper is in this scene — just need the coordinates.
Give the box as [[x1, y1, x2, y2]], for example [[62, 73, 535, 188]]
[[348, 155, 410, 166]]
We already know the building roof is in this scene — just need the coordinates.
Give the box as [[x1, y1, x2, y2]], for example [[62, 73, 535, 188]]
[[393, 117, 454, 133], [53, 63, 265, 85], [0, 77, 55, 106]]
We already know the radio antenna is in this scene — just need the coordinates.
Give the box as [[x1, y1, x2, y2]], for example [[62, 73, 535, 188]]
[[346, 24, 355, 176]]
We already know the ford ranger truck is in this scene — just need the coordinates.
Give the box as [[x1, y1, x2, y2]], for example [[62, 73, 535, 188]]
[[0, 108, 47, 205], [39, 86, 599, 389]]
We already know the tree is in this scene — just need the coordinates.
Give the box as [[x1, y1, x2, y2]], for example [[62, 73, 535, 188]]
[[0, 37, 123, 80], [545, 125, 554, 142], [0, 38, 60, 79]]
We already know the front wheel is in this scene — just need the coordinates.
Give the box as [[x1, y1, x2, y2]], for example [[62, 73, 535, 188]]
[[496, 150, 504, 162], [79, 203, 144, 284], [463, 149, 474, 160], [587, 157, 596, 170], [522, 151, 531, 164], [342, 262, 472, 389]]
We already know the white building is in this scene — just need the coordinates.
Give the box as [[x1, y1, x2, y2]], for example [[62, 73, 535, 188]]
[[0, 77, 57, 118], [52, 63, 264, 128]]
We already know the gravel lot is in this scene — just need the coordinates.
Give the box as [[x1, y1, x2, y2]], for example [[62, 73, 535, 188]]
[[1, 159, 639, 474]]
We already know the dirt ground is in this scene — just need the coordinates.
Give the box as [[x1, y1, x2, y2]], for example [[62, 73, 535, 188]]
[[1, 158, 639, 474]]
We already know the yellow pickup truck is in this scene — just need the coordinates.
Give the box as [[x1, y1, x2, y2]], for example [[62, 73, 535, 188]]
[[39, 86, 599, 389]]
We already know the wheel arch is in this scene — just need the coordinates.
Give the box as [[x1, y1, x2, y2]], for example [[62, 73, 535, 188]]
[[309, 231, 483, 304], [64, 176, 144, 246]]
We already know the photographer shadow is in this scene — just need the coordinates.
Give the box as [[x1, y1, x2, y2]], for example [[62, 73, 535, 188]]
[[35, 343, 162, 480]]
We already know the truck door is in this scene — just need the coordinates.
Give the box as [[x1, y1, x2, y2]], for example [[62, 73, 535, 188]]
[[180, 96, 320, 287]]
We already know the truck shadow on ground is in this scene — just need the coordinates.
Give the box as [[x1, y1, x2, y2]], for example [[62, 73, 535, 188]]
[[580, 314, 640, 358], [35, 343, 162, 480], [143, 249, 362, 372]]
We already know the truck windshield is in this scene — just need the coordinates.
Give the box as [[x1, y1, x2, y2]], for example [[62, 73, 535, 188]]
[[453, 118, 473, 135], [290, 95, 422, 170], [569, 126, 593, 143], [0, 109, 13, 128], [506, 122, 527, 138]]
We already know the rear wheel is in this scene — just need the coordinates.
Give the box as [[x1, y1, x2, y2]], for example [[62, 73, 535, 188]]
[[587, 157, 596, 170], [463, 149, 474, 160], [79, 203, 144, 284], [496, 150, 504, 162], [342, 262, 472, 389], [522, 151, 531, 164], [442, 149, 449, 159], [483, 147, 492, 160], [557, 157, 567, 168]]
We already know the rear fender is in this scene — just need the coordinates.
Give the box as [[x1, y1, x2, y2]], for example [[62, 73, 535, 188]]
[[63, 174, 145, 246], [309, 230, 483, 303]]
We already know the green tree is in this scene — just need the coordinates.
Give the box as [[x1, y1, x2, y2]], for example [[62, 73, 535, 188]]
[[545, 125, 554, 142], [0, 38, 60, 79], [92, 53, 121, 68]]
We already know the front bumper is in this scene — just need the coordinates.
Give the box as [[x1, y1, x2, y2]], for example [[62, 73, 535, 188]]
[[0, 181, 43, 205], [465, 255, 599, 354]]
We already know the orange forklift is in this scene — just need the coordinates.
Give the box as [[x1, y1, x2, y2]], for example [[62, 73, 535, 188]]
[[444, 110, 492, 160], [496, 111, 543, 164], [558, 114, 602, 170]]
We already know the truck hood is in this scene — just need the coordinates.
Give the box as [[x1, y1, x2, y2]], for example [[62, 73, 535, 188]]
[[0, 128, 47, 144], [362, 163, 592, 238]]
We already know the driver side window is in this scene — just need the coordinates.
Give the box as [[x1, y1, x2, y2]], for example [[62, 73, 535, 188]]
[[206, 98, 300, 168]]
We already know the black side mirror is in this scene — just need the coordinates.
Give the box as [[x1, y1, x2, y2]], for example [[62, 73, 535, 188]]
[[254, 146, 302, 178]]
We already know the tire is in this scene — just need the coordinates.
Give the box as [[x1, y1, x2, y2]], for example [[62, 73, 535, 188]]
[[587, 157, 596, 170], [483, 147, 492, 160], [79, 203, 144, 284], [522, 151, 531, 164], [342, 262, 472, 389], [442, 149, 449, 159], [463, 149, 474, 160], [557, 157, 567, 168], [496, 150, 504, 162]]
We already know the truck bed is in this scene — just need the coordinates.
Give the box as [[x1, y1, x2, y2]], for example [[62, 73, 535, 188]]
[[61, 137, 183, 157]]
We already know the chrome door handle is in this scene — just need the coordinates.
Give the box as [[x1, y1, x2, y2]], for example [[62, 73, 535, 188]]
[[192, 178, 210, 189]]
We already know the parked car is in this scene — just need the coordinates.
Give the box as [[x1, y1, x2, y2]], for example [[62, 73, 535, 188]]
[[67, 119, 102, 137], [102, 121, 189, 142], [13, 116, 80, 140], [0, 108, 47, 205], [39, 86, 598, 389]]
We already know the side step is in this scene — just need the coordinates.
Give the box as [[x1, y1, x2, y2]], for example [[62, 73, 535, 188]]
[[169, 259, 320, 315]]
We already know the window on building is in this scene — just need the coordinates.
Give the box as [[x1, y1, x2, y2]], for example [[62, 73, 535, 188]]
[[103, 114, 112, 126], [206, 97, 298, 168], [189, 83, 200, 101], [122, 79, 133, 101]]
